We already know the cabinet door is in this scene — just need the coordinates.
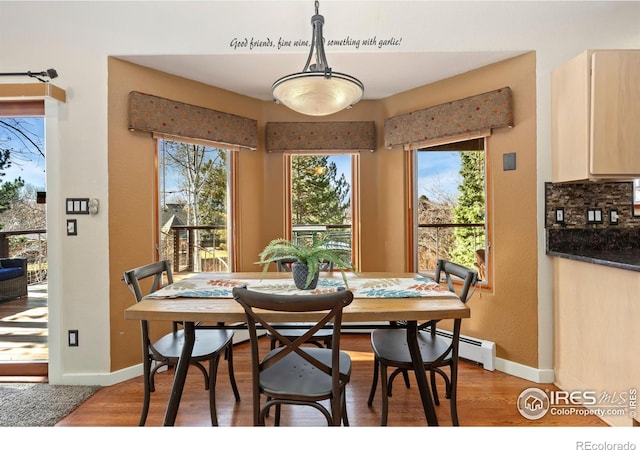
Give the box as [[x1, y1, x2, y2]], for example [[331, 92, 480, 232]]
[[590, 51, 640, 175], [551, 51, 591, 182]]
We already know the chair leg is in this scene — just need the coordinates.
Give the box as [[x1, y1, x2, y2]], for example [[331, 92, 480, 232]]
[[139, 357, 152, 426], [387, 367, 408, 397], [274, 404, 282, 426], [379, 361, 389, 426], [226, 343, 240, 401], [367, 356, 379, 406], [341, 389, 350, 426], [208, 355, 221, 426], [449, 361, 460, 426], [401, 369, 411, 388], [192, 361, 209, 389], [430, 369, 440, 405]]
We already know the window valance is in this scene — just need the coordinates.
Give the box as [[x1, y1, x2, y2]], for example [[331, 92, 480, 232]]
[[128, 91, 258, 151], [266, 121, 376, 152], [384, 87, 513, 150]]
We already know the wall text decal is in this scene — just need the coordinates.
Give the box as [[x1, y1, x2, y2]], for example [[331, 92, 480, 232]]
[[229, 35, 404, 51]]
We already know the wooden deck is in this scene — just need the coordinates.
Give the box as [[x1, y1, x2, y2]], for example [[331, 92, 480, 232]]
[[0, 283, 48, 377]]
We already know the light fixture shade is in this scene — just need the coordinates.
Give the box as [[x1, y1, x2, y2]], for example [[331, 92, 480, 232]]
[[271, 1, 364, 116], [272, 71, 364, 116]]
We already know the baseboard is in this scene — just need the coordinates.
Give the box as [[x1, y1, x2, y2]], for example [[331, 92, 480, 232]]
[[495, 357, 555, 383], [51, 331, 261, 386]]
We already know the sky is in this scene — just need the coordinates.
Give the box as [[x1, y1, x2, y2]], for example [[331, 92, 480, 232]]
[[418, 151, 461, 202], [1, 117, 47, 190]]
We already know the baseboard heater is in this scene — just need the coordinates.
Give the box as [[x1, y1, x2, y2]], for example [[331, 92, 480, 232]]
[[434, 329, 496, 371], [341, 323, 496, 371]]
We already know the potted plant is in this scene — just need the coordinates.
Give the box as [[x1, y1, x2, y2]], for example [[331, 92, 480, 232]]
[[256, 237, 353, 289]]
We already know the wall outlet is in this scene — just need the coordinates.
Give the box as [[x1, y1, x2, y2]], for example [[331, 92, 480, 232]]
[[68, 330, 79, 347], [554, 207, 565, 224], [609, 209, 619, 225]]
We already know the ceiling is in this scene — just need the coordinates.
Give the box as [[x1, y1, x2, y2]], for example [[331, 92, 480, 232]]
[[113, 1, 638, 104], [120, 51, 525, 102]]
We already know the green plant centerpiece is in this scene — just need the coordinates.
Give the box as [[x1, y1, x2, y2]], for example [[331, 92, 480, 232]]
[[256, 237, 353, 289]]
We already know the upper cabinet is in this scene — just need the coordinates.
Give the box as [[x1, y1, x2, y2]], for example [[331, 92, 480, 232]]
[[552, 50, 640, 182]]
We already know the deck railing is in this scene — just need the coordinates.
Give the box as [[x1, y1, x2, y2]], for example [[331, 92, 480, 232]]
[[163, 224, 353, 273]]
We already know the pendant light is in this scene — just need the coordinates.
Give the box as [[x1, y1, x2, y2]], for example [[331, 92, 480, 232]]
[[271, 1, 364, 116]]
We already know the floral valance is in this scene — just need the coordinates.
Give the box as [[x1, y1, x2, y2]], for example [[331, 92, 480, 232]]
[[128, 91, 258, 151], [384, 87, 513, 150], [266, 121, 376, 152]]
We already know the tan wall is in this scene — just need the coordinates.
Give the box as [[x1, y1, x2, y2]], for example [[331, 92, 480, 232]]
[[107, 58, 265, 370], [553, 258, 640, 427], [380, 52, 539, 367], [108, 52, 539, 371]]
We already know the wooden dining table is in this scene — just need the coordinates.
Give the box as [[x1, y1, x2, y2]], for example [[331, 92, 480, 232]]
[[124, 271, 470, 426]]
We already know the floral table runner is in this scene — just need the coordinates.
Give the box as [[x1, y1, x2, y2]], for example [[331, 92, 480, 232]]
[[147, 274, 452, 299]]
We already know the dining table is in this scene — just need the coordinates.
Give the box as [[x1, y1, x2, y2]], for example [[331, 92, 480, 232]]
[[124, 271, 470, 426]]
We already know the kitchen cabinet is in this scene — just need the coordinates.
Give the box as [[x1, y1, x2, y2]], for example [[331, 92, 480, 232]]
[[552, 50, 640, 182]]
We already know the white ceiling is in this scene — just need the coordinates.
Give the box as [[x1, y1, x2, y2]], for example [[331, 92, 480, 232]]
[[114, 1, 640, 104], [119, 50, 526, 102]]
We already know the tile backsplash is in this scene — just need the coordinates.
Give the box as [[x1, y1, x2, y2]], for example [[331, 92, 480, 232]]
[[545, 181, 640, 253], [544, 181, 639, 229]]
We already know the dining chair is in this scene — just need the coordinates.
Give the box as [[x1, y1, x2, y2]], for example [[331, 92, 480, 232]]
[[367, 258, 478, 425], [232, 285, 354, 426], [267, 257, 334, 349], [123, 260, 240, 426]]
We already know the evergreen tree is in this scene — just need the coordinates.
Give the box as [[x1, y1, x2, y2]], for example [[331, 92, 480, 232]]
[[450, 151, 485, 268], [291, 155, 350, 225]]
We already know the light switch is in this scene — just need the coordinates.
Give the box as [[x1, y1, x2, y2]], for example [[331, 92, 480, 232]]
[[594, 209, 602, 222], [586, 208, 603, 224]]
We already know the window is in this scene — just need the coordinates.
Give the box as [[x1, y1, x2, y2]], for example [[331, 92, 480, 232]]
[[414, 137, 488, 282], [286, 153, 357, 268], [158, 138, 234, 273]]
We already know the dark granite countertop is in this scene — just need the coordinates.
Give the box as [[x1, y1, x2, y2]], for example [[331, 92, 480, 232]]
[[546, 249, 640, 272]]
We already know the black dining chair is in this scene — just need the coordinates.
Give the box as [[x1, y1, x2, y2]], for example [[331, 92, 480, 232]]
[[233, 285, 353, 426], [266, 257, 334, 349], [123, 260, 240, 426], [367, 259, 478, 425]]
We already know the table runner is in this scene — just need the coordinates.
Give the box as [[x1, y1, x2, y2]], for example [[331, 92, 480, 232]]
[[147, 274, 451, 299]]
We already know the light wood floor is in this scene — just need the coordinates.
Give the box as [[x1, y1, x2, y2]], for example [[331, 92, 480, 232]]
[[56, 334, 606, 427]]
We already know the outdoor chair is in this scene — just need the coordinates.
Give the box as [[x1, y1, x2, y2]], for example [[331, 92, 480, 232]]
[[367, 258, 478, 425], [123, 260, 240, 426]]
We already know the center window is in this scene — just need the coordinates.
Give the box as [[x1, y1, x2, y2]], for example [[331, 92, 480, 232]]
[[287, 154, 357, 268]]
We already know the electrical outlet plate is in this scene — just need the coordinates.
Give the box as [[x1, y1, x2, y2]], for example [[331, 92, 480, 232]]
[[554, 207, 564, 224], [609, 209, 619, 225], [586, 208, 603, 224], [68, 330, 78, 346]]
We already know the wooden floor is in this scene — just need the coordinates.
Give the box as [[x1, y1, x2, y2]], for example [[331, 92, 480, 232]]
[[56, 334, 607, 427]]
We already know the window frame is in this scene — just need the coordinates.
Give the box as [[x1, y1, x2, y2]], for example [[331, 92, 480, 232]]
[[284, 152, 360, 271], [409, 134, 492, 286], [155, 137, 237, 272]]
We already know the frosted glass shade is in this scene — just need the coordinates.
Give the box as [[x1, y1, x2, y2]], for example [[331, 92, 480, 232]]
[[272, 71, 364, 116]]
